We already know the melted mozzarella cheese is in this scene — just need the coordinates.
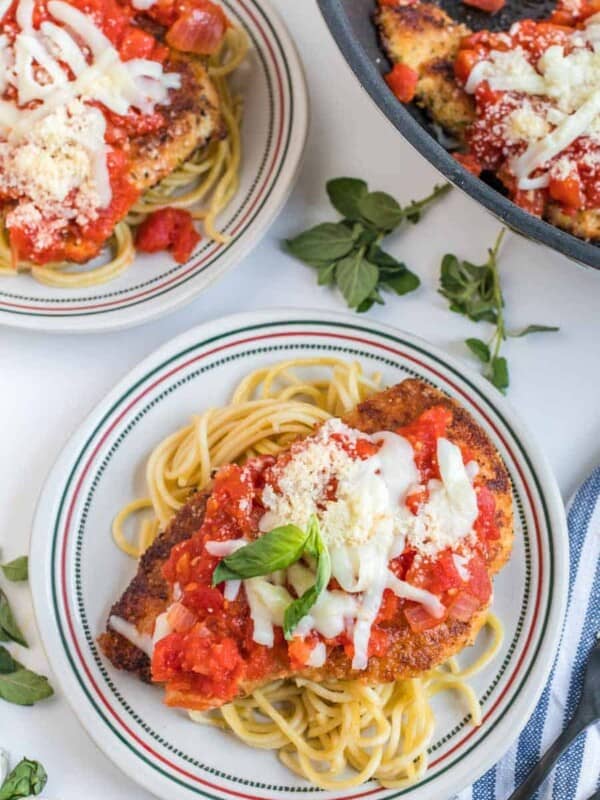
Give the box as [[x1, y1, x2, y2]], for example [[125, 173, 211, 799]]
[[0, 0, 182, 231], [464, 19, 600, 188], [240, 424, 481, 670]]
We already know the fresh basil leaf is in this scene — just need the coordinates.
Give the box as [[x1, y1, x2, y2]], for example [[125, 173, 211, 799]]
[[336, 252, 379, 309], [317, 263, 336, 286], [212, 525, 309, 585], [1, 557, 28, 583], [0, 591, 27, 648], [0, 758, 47, 799], [0, 667, 53, 706], [510, 324, 559, 337], [383, 270, 420, 296], [0, 646, 21, 675], [284, 519, 331, 639], [490, 357, 509, 392], [326, 178, 368, 221], [285, 223, 355, 263], [358, 191, 404, 231], [466, 338, 491, 363], [367, 245, 406, 274]]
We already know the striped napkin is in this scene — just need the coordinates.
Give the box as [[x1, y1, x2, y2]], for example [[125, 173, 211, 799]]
[[458, 468, 600, 800]]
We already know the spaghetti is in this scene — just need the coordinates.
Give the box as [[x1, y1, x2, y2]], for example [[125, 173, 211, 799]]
[[0, 25, 248, 289], [113, 357, 504, 790]]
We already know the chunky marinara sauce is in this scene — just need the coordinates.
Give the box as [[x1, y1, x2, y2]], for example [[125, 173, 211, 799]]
[[454, 1, 600, 217], [153, 407, 499, 711], [1, 0, 169, 263]]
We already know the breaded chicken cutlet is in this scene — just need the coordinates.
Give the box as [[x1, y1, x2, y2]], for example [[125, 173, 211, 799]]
[[100, 379, 513, 712]]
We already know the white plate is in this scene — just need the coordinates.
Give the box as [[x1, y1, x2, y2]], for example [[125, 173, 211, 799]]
[[31, 309, 568, 800], [0, 3, 307, 334]]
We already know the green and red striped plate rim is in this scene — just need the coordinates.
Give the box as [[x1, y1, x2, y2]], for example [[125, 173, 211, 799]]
[[0, 1, 307, 333], [31, 311, 568, 800]]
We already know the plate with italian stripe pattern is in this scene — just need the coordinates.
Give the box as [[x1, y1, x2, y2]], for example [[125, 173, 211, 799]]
[[31, 309, 567, 798]]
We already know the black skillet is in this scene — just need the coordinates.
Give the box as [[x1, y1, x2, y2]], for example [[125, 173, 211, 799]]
[[316, 0, 600, 270]]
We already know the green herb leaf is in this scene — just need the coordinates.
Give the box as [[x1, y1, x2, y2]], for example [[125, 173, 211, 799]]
[[466, 338, 491, 363], [404, 183, 452, 224], [0, 591, 27, 648], [0, 667, 53, 706], [490, 356, 509, 392], [367, 245, 406, 274], [439, 253, 499, 323], [212, 525, 309, 585], [1, 558, 28, 583], [0, 646, 21, 675], [0, 758, 47, 799], [510, 324, 560, 337], [326, 177, 368, 220], [285, 223, 355, 263], [317, 262, 336, 286], [357, 288, 385, 313], [383, 270, 420, 296], [336, 252, 379, 309], [283, 518, 331, 639], [358, 191, 404, 231]]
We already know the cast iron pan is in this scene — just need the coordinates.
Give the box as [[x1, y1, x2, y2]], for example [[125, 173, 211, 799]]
[[317, 0, 600, 270]]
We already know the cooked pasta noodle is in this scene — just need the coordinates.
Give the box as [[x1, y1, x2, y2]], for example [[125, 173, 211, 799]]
[[113, 357, 504, 790], [190, 614, 503, 791], [0, 25, 248, 288]]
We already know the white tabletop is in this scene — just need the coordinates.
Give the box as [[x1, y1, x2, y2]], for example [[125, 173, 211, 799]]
[[1, 1, 600, 796]]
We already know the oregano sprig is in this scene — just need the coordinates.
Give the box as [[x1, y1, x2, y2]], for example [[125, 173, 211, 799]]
[[0, 753, 47, 799], [440, 229, 559, 392], [285, 179, 451, 312]]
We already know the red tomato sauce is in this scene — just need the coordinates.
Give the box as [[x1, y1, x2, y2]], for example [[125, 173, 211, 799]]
[[454, 2, 600, 218], [153, 408, 500, 708], [1, 0, 222, 264]]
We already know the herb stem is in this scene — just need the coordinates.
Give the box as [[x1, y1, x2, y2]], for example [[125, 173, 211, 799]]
[[405, 183, 452, 217]]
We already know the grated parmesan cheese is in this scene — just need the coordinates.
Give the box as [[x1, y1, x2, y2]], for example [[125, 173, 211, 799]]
[[0, 0, 182, 251], [464, 16, 600, 188]]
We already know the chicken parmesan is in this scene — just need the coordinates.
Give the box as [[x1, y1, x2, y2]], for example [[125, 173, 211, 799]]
[[100, 378, 512, 713], [377, 0, 600, 240], [0, 0, 247, 286]]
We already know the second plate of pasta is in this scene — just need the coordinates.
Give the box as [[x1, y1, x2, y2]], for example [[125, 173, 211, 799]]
[[30, 309, 567, 800], [0, 0, 307, 333]]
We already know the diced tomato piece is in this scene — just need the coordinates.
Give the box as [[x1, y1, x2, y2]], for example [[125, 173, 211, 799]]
[[390, 549, 416, 580], [167, 602, 197, 633], [475, 80, 504, 107], [453, 152, 483, 177], [513, 188, 546, 217], [474, 485, 499, 541], [447, 591, 481, 622], [466, 555, 492, 602], [454, 48, 480, 84], [405, 486, 428, 515], [288, 636, 317, 670], [385, 62, 419, 103], [368, 628, 390, 658], [461, 0, 505, 13], [135, 208, 201, 263], [404, 601, 445, 633], [407, 551, 462, 595], [119, 27, 158, 60], [166, 0, 228, 55], [180, 634, 242, 677], [152, 633, 186, 681], [182, 586, 225, 614], [398, 406, 452, 481], [376, 589, 400, 623], [549, 172, 584, 209]]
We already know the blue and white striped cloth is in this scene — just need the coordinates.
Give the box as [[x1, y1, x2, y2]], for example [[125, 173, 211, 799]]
[[458, 467, 600, 800]]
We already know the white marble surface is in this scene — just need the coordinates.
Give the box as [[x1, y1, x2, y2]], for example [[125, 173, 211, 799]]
[[1, 1, 600, 796]]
